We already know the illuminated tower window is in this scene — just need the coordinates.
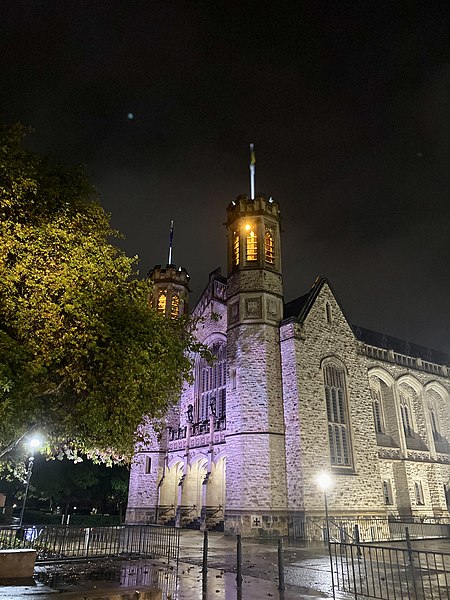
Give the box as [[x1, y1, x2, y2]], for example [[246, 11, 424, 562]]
[[246, 226, 258, 261], [233, 231, 240, 266], [157, 290, 167, 314], [171, 293, 180, 318], [265, 228, 274, 264]]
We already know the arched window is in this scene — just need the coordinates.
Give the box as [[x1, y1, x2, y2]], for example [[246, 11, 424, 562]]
[[325, 302, 332, 324], [370, 383, 384, 434], [399, 390, 413, 437], [246, 227, 258, 261], [427, 389, 444, 442], [323, 361, 353, 468], [198, 341, 226, 422], [171, 293, 180, 318], [233, 231, 240, 266], [264, 227, 274, 264], [430, 406, 439, 435], [157, 290, 167, 314]]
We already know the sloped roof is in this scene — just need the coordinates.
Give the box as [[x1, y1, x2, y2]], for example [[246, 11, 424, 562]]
[[283, 277, 450, 366], [283, 275, 352, 326]]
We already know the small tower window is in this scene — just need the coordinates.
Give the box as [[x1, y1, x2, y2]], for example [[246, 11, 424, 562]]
[[325, 302, 332, 323], [145, 456, 151, 474], [265, 228, 274, 264], [157, 290, 167, 314], [233, 231, 240, 266], [246, 227, 258, 261], [171, 293, 180, 318]]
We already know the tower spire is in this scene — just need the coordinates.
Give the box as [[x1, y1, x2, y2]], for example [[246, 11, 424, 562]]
[[249, 143, 256, 200], [168, 220, 174, 264]]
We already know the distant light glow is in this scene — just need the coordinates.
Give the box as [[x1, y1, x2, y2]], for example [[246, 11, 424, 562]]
[[127, 112, 134, 120], [316, 471, 333, 491], [245, 224, 251, 231], [28, 437, 41, 450]]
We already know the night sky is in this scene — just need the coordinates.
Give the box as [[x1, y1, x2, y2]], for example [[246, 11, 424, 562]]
[[1, 2, 449, 353]]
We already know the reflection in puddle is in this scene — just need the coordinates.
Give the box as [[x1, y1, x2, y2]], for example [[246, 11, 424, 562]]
[[35, 561, 178, 598]]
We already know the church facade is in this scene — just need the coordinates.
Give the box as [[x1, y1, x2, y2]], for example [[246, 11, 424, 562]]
[[126, 194, 450, 537]]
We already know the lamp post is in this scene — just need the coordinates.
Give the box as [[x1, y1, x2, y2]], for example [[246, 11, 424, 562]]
[[316, 471, 335, 600], [19, 437, 41, 527]]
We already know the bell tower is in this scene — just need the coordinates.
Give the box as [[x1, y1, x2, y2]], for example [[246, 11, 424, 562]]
[[225, 193, 288, 536], [149, 264, 190, 318]]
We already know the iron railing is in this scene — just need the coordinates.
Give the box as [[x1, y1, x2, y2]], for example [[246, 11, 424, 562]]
[[331, 540, 450, 599], [0, 524, 180, 563], [289, 516, 450, 543]]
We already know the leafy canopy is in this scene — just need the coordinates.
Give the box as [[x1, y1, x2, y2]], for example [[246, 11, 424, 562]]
[[0, 124, 199, 461]]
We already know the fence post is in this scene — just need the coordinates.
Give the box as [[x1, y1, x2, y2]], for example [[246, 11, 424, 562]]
[[202, 529, 208, 594], [354, 524, 362, 558], [405, 527, 419, 599], [277, 537, 286, 591], [84, 527, 91, 556], [236, 534, 243, 592]]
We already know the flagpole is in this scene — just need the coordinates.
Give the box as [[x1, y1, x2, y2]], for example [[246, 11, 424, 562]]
[[249, 143, 256, 200], [168, 220, 174, 264]]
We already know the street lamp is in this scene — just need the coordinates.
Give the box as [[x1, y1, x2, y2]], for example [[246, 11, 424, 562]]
[[19, 437, 42, 527], [316, 471, 335, 600], [316, 471, 333, 542]]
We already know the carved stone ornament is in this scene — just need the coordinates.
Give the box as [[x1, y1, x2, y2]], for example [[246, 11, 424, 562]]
[[267, 298, 278, 319], [228, 301, 239, 324], [245, 297, 262, 319]]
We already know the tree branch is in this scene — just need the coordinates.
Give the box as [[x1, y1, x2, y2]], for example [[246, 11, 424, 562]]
[[0, 425, 37, 459]]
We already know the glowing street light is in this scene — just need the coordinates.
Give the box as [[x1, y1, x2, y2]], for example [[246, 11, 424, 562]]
[[19, 436, 42, 527], [316, 471, 333, 542]]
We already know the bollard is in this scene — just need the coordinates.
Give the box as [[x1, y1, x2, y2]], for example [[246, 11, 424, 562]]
[[236, 534, 243, 590], [277, 537, 286, 591], [202, 529, 208, 594]]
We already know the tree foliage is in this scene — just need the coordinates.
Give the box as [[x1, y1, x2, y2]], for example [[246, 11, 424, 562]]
[[0, 124, 199, 461]]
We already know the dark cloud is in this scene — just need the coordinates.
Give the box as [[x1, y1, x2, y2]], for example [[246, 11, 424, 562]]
[[1, 1, 449, 352]]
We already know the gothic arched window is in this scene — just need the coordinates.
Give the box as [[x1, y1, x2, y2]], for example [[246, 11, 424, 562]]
[[245, 226, 258, 261], [426, 389, 444, 442], [323, 361, 353, 468], [264, 227, 274, 264], [197, 341, 226, 422], [370, 383, 384, 434], [171, 292, 180, 318], [399, 390, 413, 437], [157, 290, 167, 314], [233, 231, 240, 266]]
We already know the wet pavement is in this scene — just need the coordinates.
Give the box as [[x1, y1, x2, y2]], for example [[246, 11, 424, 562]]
[[0, 530, 363, 599]]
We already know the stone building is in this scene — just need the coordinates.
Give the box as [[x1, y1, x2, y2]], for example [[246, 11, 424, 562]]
[[126, 193, 450, 536]]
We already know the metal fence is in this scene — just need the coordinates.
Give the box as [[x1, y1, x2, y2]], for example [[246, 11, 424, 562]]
[[331, 540, 450, 599], [289, 516, 450, 544], [0, 524, 180, 563]]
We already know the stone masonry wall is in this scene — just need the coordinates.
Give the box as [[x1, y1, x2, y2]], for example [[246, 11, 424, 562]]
[[287, 283, 386, 516]]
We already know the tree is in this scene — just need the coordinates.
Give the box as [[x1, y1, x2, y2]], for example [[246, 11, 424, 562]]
[[0, 124, 201, 461]]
